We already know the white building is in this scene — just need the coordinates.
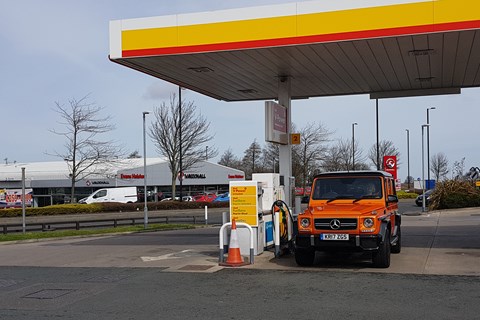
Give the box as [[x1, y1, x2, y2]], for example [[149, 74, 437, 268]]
[[0, 159, 244, 206]]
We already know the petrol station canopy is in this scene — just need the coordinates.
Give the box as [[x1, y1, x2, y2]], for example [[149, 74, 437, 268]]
[[109, 0, 480, 101]]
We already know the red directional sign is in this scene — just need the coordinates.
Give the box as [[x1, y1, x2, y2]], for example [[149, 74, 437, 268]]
[[383, 156, 397, 179]]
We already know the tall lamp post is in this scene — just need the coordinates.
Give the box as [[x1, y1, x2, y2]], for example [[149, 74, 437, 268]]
[[406, 129, 410, 190], [421, 124, 429, 213], [352, 122, 358, 170], [179, 86, 183, 202], [426, 107, 436, 188], [142, 111, 150, 229], [376, 99, 380, 170]]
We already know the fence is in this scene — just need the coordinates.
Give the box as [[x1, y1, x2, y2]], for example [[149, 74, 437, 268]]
[[0, 215, 206, 235]]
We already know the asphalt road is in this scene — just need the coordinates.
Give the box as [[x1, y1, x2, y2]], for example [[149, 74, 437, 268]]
[[0, 266, 479, 320]]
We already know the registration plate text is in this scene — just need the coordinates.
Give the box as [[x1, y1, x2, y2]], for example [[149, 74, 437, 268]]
[[320, 234, 349, 241]]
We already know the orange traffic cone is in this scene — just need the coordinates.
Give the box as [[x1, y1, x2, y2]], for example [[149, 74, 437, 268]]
[[220, 219, 249, 267]]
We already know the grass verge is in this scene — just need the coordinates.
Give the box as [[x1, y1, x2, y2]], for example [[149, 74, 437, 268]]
[[0, 224, 195, 243]]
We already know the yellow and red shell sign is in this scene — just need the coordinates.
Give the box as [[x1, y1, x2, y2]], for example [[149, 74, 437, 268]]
[[230, 184, 259, 226], [110, 0, 480, 59]]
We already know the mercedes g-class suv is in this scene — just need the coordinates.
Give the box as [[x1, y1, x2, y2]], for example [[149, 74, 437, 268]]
[[295, 171, 401, 268]]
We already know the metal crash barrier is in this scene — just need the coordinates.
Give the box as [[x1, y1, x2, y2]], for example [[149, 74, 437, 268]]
[[219, 222, 254, 265]]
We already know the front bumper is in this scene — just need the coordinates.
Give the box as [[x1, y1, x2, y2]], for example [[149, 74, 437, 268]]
[[295, 234, 382, 252]]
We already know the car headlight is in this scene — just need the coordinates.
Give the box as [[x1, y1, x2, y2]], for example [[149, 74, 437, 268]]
[[300, 218, 310, 228], [363, 218, 374, 228]]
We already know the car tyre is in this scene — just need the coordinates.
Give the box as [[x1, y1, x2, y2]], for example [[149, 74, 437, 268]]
[[295, 248, 315, 266], [372, 230, 391, 268], [391, 225, 401, 254]]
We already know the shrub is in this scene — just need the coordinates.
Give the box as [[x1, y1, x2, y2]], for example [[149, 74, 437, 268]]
[[397, 190, 418, 199], [429, 180, 480, 210]]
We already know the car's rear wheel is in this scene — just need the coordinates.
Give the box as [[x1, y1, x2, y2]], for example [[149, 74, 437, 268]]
[[372, 230, 391, 268], [295, 248, 315, 266]]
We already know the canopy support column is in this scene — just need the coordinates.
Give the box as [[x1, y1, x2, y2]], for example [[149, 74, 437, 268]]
[[278, 76, 292, 207]]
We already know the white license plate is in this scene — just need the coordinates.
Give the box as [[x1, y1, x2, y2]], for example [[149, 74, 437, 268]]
[[320, 234, 349, 241]]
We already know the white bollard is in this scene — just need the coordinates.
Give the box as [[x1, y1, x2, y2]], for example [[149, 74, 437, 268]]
[[205, 205, 208, 225]]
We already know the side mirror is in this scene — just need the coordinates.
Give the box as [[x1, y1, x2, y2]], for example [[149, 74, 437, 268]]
[[387, 195, 398, 203]]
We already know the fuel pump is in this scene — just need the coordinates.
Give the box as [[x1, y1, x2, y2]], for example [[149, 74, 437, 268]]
[[271, 199, 295, 257], [252, 173, 295, 257]]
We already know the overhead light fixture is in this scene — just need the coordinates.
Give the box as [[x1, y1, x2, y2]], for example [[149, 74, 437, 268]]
[[408, 49, 435, 56], [237, 89, 257, 94], [188, 67, 213, 73], [370, 87, 460, 99]]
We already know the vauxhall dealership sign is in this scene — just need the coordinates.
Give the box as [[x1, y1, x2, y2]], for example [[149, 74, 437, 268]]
[[383, 156, 397, 179]]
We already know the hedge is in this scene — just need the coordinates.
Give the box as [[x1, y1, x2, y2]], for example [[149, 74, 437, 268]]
[[0, 201, 229, 218], [396, 190, 418, 199]]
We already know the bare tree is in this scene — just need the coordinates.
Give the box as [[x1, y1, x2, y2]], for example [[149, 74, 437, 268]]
[[368, 140, 401, 170], [241, 139, 263, 179], [323, 139, 367, 172], [149, 94, 216, 197], [292, 122, 332, 191], [127, 150, 141, 159], [452, 157, 466, 180], [50, 95, 122, 202], [218, 148, 242, 170], [430, 152, 449, 181], [261, 142, 279, 173]]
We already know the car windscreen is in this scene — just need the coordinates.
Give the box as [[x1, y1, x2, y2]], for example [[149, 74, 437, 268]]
[[312, 177, 383, 200]]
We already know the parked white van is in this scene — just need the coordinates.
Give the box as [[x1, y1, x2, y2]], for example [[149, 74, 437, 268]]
[[81, 187, 138, 204]]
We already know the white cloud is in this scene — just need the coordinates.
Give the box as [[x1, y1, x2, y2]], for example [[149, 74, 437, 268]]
[[142, 82, 178, 100]]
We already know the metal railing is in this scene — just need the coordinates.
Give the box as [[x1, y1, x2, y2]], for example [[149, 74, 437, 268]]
[[0, 215, 205, 235]]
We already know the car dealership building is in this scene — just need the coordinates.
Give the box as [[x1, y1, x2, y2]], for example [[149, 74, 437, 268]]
[[0, 158, 245, 206]]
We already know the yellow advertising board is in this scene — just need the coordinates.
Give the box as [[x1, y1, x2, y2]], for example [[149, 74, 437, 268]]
[[230, 182, 259, 226]]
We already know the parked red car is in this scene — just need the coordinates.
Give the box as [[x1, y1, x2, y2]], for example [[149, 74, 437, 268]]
[[192, 193, 217, 202]]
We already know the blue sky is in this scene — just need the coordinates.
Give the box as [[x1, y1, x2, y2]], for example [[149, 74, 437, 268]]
[[1, 0, 479, 182]]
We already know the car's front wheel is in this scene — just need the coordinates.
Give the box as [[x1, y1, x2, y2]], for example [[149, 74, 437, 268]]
[[295, 248, 315, 266], [372, 230, 391, 268]]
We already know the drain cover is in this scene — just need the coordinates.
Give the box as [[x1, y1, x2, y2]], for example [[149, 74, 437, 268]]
[[23, 289, 75, 300]]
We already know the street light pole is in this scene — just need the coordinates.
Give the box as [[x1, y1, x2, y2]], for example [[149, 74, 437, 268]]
[[422, 124, 429, 213], [21, 167, 26, 234], [406, 129, 410, 190], [426, 107, 436, 189], [179, 86, 183, 202], [205, 146, 208, 161], [352, 122, 358, 170], [376, 99, 380, 170], [142, 111, 149, 229]]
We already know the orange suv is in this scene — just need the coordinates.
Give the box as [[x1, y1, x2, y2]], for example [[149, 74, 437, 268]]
[[295, 171, 401, 268]]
